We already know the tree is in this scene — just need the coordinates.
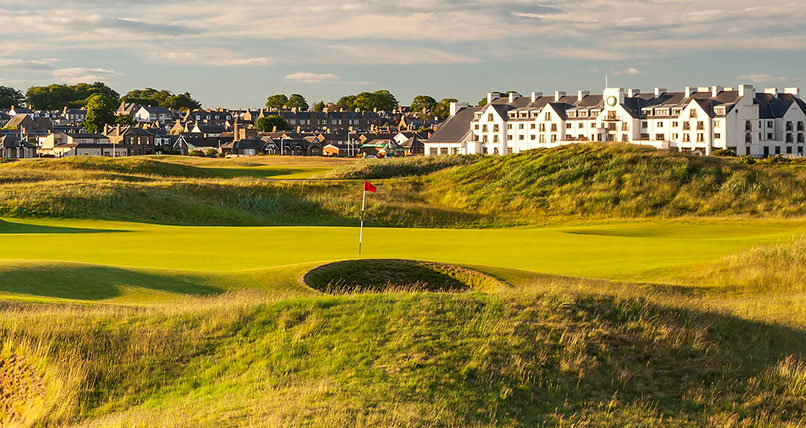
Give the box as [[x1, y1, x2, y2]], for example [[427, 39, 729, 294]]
[[337, 95, 357, 110], [115, 114, 136, 126], [411, 95, 437, 114], [266, 94, 288, 109], [25, 82, 120, 110], [0, 86, 24, 109], [434, 98, 458, 119], [166, 92, 201, 111], [372, 90, 398, 111], [284, 94, 308, 110], [84, 94, 117, 133], [255, 115, 291, 132], [313, 101, 326, 112], [336, 90, 398, 112]]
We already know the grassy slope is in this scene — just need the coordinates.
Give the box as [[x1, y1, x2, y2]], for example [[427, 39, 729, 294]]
[[2, 144, 806, 227], [5, 280, 806, 427]]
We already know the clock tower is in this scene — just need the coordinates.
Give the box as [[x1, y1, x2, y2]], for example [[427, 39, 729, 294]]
[[603, 88, 624, 110]]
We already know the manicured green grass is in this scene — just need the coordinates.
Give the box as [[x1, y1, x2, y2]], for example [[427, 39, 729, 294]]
[[0, 217, 805, 303]]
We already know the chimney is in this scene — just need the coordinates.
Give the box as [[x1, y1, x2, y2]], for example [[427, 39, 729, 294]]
[[654, 88, 667, 98], [784, 87, 801, 97], [530, 91, 543, 102], [764, 88, 779, 95], [577, 90, 590, 101], [685, 86, 694, 98], [487, 92, 502, 104], [627, 88, 640, 97], [449, 102, 468, 116], [738, 84, 755, 98], [508, 92, 520, 103], [272, 126, 277, 132], [104, 124, 109, 134], [712, 85, 723, 97], [554, 91, 566, 102]]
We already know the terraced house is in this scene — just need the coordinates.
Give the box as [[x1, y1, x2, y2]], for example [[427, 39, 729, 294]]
[[426, 85, 806, 157]]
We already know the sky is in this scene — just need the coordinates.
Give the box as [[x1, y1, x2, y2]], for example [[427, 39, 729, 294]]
[[1, 0, 806, 108]]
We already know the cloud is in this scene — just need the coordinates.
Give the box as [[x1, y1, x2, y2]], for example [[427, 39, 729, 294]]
[[284, 72, 340, 84], [153, 51, 273, 67], [737, 73, 802, 84], [0, 57, 59, 71], [51, 67, 121, 84], [616, 67, 644, 76]]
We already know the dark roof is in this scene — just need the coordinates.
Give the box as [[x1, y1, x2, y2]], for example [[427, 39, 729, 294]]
[[426, 106, 480, 144], [0, 135, 36, 148]]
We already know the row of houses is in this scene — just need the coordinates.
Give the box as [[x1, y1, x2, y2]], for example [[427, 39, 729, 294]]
[[425, 85, 806, 158], [0, 122, 427, 159]]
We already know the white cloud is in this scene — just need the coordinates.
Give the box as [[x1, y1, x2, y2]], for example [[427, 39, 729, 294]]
[[51, 67, 121, 84], [616, 67, 644, 76], [284, 72, 340, 84], [737, 73, 801, 84], [153, 51, 273, 67]]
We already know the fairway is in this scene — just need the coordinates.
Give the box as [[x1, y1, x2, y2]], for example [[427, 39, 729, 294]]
[[2, 218, 805, 298]]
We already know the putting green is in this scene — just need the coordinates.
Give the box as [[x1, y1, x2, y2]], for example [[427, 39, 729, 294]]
[[2, 218, 805, 282]]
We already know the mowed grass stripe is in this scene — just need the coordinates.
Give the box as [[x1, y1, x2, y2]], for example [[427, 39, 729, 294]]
[[1, 218, 805, 278]]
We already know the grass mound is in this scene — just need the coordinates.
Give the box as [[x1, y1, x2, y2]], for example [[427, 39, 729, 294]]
[[4, 288, 806, 427], [0, 351, 46, 426], [303, 259, 504, 293], [328, 154, 481, 179], [670, 235, 806, 292], [427, 143, 806, 219]]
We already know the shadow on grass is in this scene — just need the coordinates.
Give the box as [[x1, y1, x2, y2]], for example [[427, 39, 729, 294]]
[[0, 220, 129, 235], [0, 264, 221, 300]]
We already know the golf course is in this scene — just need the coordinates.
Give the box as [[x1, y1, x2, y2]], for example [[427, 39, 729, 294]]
[[4, 144, 806, 427]]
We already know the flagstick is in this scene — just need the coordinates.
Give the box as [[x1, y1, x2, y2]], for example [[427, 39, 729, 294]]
[[359, 188, 366, 255]]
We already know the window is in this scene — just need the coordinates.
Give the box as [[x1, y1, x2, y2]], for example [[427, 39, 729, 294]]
[[715, 120, 722, 128], [440, 148, 448, 155], [566, 123, 572, 129], [641, 121, 648, 128], [746, 133, 753, 143], [672, 121, 679, 128], [768, 121, 774, 128], [482, 125, 488, 132], [655, 134, 664, 141], [776, 146, 781, 155], [690, 109, 697, 118], [545, 112, 552, 120], [745, 121, 753, 132], [507, 124, 512, 130], [551, 134, 558, 142], [474, 124, 479, 130], [493, 124, 499, 132], [657, 121, 664, 128], [493, 135, 499, 143], [799, 122, 805, 132], [551, 124, 557, 132], [622, 133, 629, 141], [697, 121, 704, 130], [683, 122, 691, 130], [767, 133, 773, 140], [787, 121, 794, 131], [488, 114, 493, 121], [519, 135, 524, 140], [539, 124, 546, 132], [697, 133, 704, 142], [683, 134, 691, 142], [786, 134, 793, 143], [715, 133, 722, 139], [799, 134, 805, 143]]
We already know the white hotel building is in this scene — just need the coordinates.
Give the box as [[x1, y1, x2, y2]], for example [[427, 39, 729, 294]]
[[425, 85, 806, 158]]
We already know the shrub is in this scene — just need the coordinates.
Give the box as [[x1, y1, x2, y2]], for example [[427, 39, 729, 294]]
[[188, 150, 205, 157]]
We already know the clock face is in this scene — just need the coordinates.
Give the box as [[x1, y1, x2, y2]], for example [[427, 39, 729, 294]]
[[607, 96, 618, 107]]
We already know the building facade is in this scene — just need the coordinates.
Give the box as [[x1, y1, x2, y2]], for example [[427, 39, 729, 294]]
[[426, 85, 806, 158]]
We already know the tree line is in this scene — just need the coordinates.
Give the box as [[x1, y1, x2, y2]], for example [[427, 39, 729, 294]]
[[0, 82, 202, 112], [265, 91, 459, 119]]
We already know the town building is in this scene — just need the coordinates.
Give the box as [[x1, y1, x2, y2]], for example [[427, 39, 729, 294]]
[[425, 85, 806, 158]]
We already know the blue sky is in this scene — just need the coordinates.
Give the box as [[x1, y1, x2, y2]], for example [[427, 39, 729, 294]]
[[1, 0, 805, 108]]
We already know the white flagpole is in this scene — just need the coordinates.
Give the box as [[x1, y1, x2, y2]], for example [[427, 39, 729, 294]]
[[359, 187, 366, 255]]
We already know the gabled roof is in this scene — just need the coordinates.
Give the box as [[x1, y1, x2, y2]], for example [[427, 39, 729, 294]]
[[426, 106, 480, 144], [0, 135, 36, 148]]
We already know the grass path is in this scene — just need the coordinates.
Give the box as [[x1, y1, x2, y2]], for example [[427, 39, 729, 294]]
[[1, 217, 805, 303]]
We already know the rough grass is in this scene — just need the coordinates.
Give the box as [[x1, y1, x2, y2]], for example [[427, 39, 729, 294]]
[[3, 145, 806, 227], [328, 154, 481, 179], [670, 235, 806, 293], [303, 259, 505, 293], [427, 144, 806, 220], [4, 277, 806, 427]]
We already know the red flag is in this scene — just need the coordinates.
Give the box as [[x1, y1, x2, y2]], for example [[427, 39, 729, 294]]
[[364, 181, 377, 192]]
